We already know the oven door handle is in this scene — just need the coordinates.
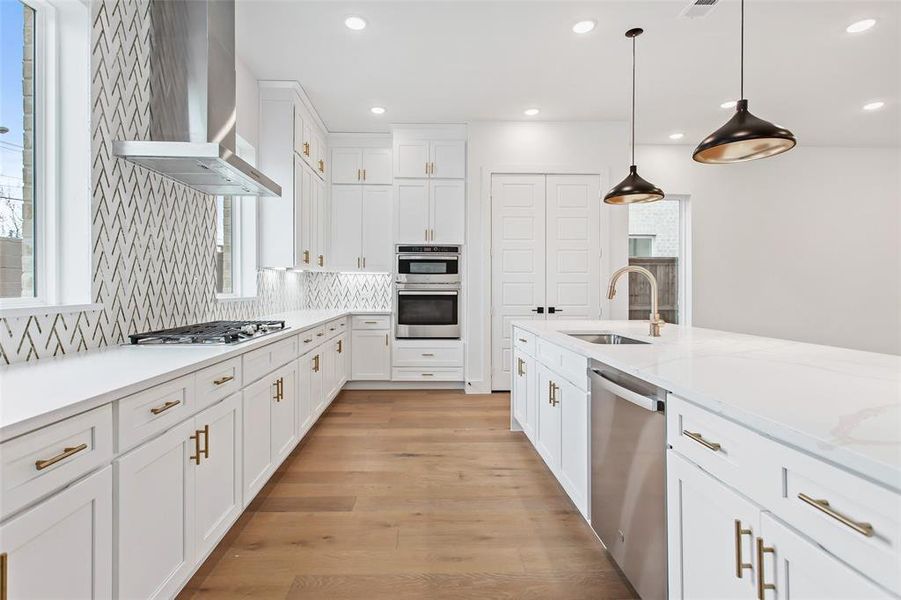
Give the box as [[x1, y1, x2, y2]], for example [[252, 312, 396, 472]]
[[397, 290, 459, 296], [398, 256, 459, 261]]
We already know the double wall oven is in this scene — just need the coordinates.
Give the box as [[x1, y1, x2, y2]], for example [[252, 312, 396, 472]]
[[395, 245, 461, 339]]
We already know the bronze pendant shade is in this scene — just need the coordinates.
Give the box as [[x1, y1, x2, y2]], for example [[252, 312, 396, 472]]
[[693, 0, 796, 164], [604, 28, 664, 205]]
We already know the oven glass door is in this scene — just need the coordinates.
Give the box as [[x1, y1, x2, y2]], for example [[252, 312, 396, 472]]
[[397, 291, 458, 326], [397, 256, 459, 276]]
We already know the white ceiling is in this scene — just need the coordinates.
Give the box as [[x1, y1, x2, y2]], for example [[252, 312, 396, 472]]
[[236, 1, 900, 147]]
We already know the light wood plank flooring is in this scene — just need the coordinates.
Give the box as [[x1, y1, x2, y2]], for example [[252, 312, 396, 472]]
[[178, 390, 636, 599]]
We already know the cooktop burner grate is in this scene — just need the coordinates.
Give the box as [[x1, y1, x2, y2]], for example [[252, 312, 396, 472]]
[[129, 320, 287, 345]]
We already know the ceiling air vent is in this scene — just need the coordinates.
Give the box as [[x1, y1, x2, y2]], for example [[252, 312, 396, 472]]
[[680, 0, 719, 19]]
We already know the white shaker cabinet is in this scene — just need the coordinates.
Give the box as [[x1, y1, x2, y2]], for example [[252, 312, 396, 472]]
[[242, 377, 275, 502], [270, 361, 298, 465], [512, 349, 536, 442], [395, 179, 464, 244], [297, 351, 316, 438], [667, 451, 760, 600], [330, 185, 393, 272], [193, 394, 243, 561], [758, 512, 894, 600], [393, 138, 465, 180], [535, 364, 561, 471], [331, 147, 392, 185], [116, 420, 197, 600], [336, 334, 348, 388], [557, 375, 588, 513], [0, 466, 112, 600], [351, 330, 391, 381]]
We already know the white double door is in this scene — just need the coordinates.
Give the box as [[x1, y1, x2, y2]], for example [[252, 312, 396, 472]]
[[490, 174, 602, 391]]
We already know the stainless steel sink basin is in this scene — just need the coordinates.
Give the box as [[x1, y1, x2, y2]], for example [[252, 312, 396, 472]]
[[567, 333, 649, 345]]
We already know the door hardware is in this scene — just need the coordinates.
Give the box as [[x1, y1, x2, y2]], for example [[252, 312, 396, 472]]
[[755, 538, 775, 600], [530, 307, 544, 314], [683, 430, 722, 452], [150, 400, 181, 415], [35, 443, 88, 471], [734, 520, 753, 578], [797, 493, 874, 536], [213, 375, 234, 386]]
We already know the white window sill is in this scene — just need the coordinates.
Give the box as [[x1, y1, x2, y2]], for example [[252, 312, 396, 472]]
[[0, 302, 103, 319]]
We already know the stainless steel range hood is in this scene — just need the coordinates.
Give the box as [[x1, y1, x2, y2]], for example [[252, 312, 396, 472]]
[[113, 0, 281, 197]]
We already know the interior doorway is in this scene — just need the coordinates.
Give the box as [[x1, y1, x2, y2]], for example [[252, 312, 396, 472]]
[[489, 173, 602, 391]]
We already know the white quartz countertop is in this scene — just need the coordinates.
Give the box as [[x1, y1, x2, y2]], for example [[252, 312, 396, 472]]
[[513, 319, 901, 492], [0, 309, 390, 442]]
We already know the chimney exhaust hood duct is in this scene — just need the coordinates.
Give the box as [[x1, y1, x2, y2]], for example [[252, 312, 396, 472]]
[[113, 0, 281, 197]]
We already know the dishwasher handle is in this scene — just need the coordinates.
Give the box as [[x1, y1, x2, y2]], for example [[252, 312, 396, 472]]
[[592, 370, 662, 412]]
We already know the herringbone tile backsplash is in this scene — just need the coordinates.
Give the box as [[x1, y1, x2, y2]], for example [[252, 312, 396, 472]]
[[0, 0, 389, 365]]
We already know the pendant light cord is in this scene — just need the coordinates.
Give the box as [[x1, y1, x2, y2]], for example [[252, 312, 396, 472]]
[[631, 33, 636, 165], [740, 0, 744, 99]]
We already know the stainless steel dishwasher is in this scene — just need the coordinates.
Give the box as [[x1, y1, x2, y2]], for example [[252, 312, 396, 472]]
[[589, 363, 667, 600]]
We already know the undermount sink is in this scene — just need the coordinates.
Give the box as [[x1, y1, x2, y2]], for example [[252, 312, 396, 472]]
[[566, 333, 649, 345]]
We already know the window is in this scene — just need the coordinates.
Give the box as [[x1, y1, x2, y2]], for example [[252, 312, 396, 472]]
[[1, 1, 36, 299], [628, 196, 691, 325], [0, 0, 91, 313], [216, 136, 257, 299]]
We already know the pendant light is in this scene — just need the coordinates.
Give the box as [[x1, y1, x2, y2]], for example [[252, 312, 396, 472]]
[[604, 28, 664, 205], [693, 0, 796, 164]]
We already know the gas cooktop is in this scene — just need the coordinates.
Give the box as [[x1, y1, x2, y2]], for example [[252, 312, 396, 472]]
[[129, 320, 287, 346]]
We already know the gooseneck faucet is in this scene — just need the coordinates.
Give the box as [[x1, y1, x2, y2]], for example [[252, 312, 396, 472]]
[[606, 265, 664, 337]]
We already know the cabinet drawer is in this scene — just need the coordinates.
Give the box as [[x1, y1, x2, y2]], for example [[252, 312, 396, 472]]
[[298, 328, 319, 350], [513, 328, 535, 356], [764, 441, 901, 595], [116, 374, 195, 452], [0, 404, 113, 519], [323, 319, 343, 339], [392, 367, 463, 381], [352, 315, 390, 330], [243, 335, 299, 384], [195, 357, 242, 411], [393, 342, 463, 367], [535, 338, 587, 391], [666, 394, 766, 504]]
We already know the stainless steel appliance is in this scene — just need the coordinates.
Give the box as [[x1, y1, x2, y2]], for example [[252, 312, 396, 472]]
[[113, 0, 281, 197], [395, 245, 461, 339], [396, 245, 460, 285], [129, 320, 287, 345], [589, 363, 667, 600]]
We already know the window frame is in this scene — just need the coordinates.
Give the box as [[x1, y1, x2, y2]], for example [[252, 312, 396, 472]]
[[0, 0, 94, 315], [215, 135, 258, 301]]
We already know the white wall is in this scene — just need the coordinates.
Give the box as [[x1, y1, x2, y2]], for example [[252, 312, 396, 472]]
[[638, 144, 901, 355], [236, 57, 260, 149], [465, 121, 630, 392]]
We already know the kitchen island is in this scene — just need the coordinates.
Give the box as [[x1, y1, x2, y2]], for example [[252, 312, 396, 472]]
[[510, 319, 901, 599]]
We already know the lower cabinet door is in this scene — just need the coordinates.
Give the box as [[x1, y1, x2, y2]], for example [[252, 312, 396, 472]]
[[242, 377, 274, 502], [336, 334, 348, 388], [667, 450, 760, 600], [311, 351, 325, 417], [271, 362, 298, 464], [194, 394, 242, 560], [524, 353, 538, 445], [350, 330, 391, 380], [323, 339, 337, 402], [758, 512, 894, 600], [535, 365, 561, 471], [116, 420, 196, 600], [558, 376, 588, 516], [0, 466, 112, 600], [298, 354, 314, 436], [512, 349, 528, 431]]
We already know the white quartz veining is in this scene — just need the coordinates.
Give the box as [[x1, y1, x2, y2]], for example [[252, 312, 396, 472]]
[[0, 310, 390, 442], [514, 319, 901, 491]]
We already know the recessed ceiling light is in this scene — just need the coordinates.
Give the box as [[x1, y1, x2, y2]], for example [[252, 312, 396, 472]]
[[720, 100, 737, 109], [524, 108, 540, 116], [863, 100, 885, 111], [846, 19, 876, 33], [572, 20, 596, 34], [669, 132, 685, 140], [370, 106, 386, 115], [344, 16, 366, 30]]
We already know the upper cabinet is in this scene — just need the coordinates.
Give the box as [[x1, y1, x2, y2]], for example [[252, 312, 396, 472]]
[[330, 185, 393, 272], [331, 147, 393, 185], [395, 179, 464, 244], [259, 82, 330, 268], [394, 138, 465, 179]]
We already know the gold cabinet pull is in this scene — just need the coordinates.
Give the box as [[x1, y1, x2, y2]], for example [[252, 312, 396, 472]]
[[683, 430, 721, 452], [318, 159, 325, 173], [551, 382, 559, 406], [273, 377, 283, 401], [362, 257, 366, 269], [548, 380, 554, 404], [755, 538, 776, 600], [734, 520, 753, 578], [213, 375, 234, 386], [364, 320, 378, 324], [422, 352, 435, 357], [516, 357, 524, 376], [1, 551, 7, 600], [201, 424, 210, 459], [313, 354, 320, 373], [303, 249, 310, 264], [362, 168, 367, 181], [385, 334, 389, 347], [303, 141, 310, 156], [425, 162, 429, 175], [303, 337, 313, 344], [317, 332, 325, 337], [518, 337, 528, 343], [357, 168, 361, 181], [421, 373, 434, 377], [150, 399, 181, 415], [797, 493, 874, 537], [424, 228, 429, 241], [190, 426, 206, 465], [337, 340, 343, 354], [357, 257, 361, 269], [35, 443, 88, 471], [318, 254, 324, 267]]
